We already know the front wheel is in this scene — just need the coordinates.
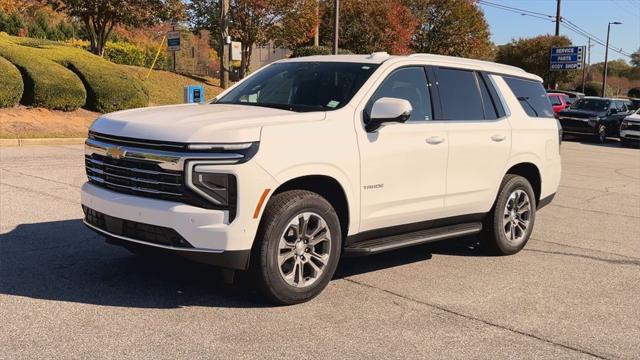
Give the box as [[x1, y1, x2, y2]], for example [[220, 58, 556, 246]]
[[252, 190, 341, 305], [482, 175, 536, 255], [597, 125, 607, 143]]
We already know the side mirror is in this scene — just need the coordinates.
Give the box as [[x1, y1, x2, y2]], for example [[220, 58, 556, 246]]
[[366, 97, 412, 132]]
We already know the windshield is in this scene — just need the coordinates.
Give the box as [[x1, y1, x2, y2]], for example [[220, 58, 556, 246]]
[[571, 98, 610, 111], [215, 62, 379, 112]]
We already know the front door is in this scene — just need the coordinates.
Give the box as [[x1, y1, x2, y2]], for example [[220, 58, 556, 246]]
[[356, 66, 449, 232]]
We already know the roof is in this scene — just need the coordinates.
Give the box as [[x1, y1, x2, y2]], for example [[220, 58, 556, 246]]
[[281, 52, 540, 81]]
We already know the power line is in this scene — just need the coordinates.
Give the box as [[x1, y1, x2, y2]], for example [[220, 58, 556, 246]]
[[477, 0, 633, 58]]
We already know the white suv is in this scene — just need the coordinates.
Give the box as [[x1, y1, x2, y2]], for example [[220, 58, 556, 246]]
[[81, 53, 561, 304]]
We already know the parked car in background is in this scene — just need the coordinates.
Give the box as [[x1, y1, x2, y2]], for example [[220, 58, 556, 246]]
[[547, 89, 584, 106], [620, 109, 640, 147], [557, 97, 633, 143], [626, 98, 639, 111], [547, 93, 570, 113]]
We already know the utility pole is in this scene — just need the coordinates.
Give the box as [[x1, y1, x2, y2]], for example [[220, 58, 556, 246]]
[[220, 0, 230, 89], [602, 21, 622, 97], [555, 0, 561, 36], [332, 0, 339, 54], [581, 38, 590, 93], [313, 0, 320, 47]]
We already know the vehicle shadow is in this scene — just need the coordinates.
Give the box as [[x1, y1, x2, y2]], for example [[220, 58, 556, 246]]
[[0, 219, 486, 309], [562, 135, 627, 149]]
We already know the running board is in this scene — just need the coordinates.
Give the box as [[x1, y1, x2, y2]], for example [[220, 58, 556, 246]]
[[344, 222, 482, 256]]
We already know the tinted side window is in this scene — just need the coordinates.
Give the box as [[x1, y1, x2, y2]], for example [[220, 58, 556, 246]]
[[504, 77, 554, 118], [549, 95, 562, 106], [367, 67, 432, 121], [436, 68, 485, 120], [478, 75, 499, 120]]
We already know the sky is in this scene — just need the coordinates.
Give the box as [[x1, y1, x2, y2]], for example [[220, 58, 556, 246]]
[[479, 0, 640, 64]]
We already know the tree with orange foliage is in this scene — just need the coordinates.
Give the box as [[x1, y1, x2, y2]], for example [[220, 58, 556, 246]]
[[405, 0, 494, 60], [319, 0, 417, 55], [48, 0, 185, 56]]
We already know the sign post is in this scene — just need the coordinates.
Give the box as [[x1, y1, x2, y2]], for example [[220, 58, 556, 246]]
[[167, 30, 181, 72]]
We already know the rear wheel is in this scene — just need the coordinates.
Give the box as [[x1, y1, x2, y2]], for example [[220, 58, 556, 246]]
[[252, 190, 341, 305], [482, 175, 536, 255]]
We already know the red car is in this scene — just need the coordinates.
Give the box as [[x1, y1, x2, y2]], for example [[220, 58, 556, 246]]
[[547, 93, 570, 113]]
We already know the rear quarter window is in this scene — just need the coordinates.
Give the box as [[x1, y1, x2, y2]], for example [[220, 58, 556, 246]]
[[504, 77, 554, 118]]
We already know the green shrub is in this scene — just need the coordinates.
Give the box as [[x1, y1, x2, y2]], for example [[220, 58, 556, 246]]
[[0, 56, 23, 107], [2, 34, 148, 112], [629, 88, 640, 98], [104, 41, 147, 67], [291, 46, 353, 58], [0, 39, 86, 111]]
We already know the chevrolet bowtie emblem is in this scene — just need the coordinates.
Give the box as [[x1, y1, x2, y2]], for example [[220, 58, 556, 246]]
[[105, 146, 126, 159]]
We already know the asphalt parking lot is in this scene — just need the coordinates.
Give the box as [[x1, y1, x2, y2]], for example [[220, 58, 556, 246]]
[[1, 140, 639, 359]]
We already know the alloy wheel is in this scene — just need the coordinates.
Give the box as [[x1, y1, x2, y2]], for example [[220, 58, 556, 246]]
[[278, 212, 331, 288], [502, 189, 532, 244]]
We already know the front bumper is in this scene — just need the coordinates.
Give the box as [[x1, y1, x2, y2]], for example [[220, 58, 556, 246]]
[[620, 129, 640, 143], [81, 182, 260, 270]]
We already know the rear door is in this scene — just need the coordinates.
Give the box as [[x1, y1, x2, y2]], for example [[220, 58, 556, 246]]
[[430, 67, 512, 215]]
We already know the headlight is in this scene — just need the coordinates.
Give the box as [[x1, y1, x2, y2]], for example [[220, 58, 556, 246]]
[[187, 166, 236, 207], [620, 121, 629, 130]]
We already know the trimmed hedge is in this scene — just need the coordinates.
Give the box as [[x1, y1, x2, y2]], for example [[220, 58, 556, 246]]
[[1, 34, 148, 112], [52, 51, 149, 112], [0, 40, 86, 111], [0, 55, 23, 107]]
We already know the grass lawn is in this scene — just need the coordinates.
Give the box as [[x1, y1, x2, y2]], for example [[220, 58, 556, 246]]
[[0, 66, 223, 139], [124, 66, 223, 106]]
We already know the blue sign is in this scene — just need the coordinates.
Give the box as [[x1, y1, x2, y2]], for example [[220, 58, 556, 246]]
[[551, 46, 583, 55], [550, 63, 583, 71], [184, 85, 205, 104], [550, 54, 582, 63], [168, 38, 180, 46], [550, 46, 585, 71]]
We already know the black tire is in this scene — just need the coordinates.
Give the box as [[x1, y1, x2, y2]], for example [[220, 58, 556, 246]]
[[252, 190, 342, 305], [482, 175, 536, 255], [597, 125, 607, 143]]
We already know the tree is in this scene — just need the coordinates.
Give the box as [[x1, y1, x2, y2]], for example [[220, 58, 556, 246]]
[[49, 0, 185, 56], [318, 0, 417, 55], [404, 0, 493, 60], [189, 0, 317, 77], [496, 35, 578, 88], [591, 59, 631, 77]]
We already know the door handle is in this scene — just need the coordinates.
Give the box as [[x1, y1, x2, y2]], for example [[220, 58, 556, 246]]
[[491, 134, 506, 142], [426, 136, 445, 145]]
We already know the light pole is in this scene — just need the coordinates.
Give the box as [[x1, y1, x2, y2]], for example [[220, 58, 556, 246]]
[[601, 21, 622, 97]]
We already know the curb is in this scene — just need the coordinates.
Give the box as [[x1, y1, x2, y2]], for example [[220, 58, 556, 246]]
[[0, 138, 86, 147]]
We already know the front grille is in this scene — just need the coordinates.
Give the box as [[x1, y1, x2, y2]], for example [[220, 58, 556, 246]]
[[83, 206, 193, 248], [559, 118, 591, 129], [85, 153, 185, 203], [624, 123, 640, 131]]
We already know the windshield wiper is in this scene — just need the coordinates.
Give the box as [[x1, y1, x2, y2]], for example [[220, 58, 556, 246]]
[[217, 102, 328, 112]]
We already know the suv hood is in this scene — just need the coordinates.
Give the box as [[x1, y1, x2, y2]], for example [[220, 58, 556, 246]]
[[90, 103, 326, 143], [557, 109, 605, 118]]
